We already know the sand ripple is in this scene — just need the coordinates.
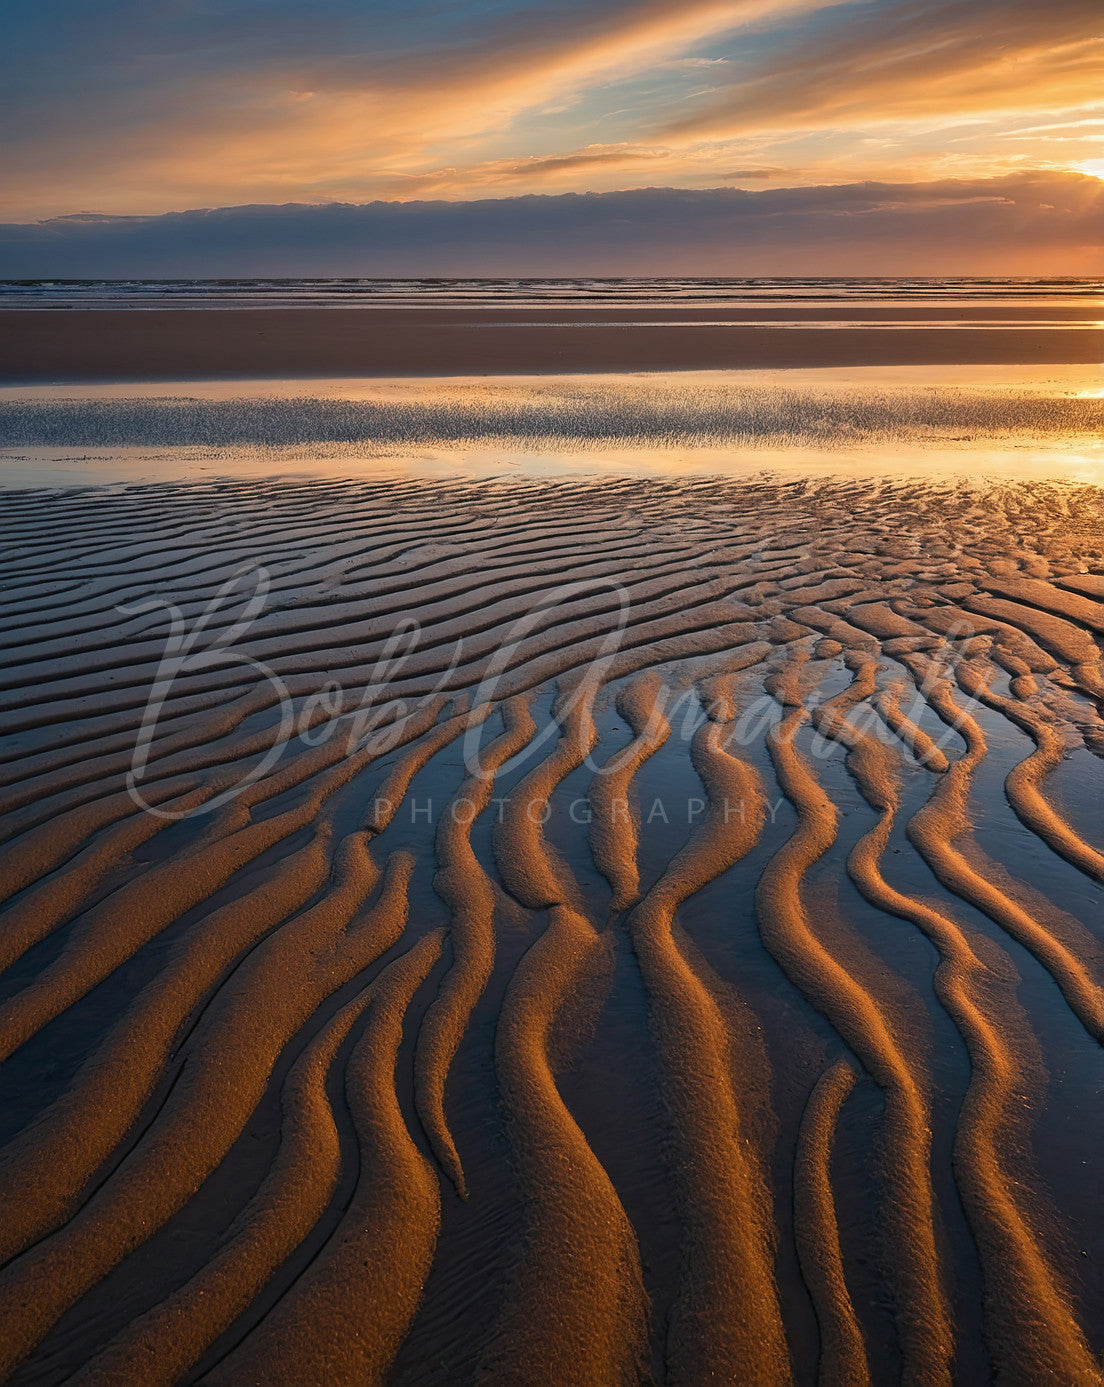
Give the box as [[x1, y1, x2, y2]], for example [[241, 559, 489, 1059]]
[[0, 470, 1101, 1384]]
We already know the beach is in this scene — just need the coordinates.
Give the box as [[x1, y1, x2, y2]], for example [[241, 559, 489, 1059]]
[[0, 290, 1102, 1384], [6, 0, 1103, 1365]]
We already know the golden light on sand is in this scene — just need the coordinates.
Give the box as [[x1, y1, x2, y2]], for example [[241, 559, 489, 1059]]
[[2, 456, 1104, 1383]]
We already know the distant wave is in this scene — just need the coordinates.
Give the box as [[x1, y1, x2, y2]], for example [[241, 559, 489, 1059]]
[[2, 275, 1102, 310]]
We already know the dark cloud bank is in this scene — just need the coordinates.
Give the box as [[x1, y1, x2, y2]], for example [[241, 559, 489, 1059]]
[[1, 174, 1100, 277]]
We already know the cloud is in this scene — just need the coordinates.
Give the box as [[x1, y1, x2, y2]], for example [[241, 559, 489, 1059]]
[[661, 0, 1102, 139], [384, 145, 679, 196], [1, 172, 1099, 277], [485, 146, 675, 177], [1, 0, 831, 218], [3, 0, 1100, 220], [722, 166, 795, 180], [1009, 116, 1104, 135]]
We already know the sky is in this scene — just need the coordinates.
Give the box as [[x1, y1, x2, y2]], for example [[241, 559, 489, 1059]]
[[2, 0, 1101, 273]]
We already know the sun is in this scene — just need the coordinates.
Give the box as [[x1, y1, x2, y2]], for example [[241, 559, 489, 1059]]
[[1078, 159, 1104, 179]]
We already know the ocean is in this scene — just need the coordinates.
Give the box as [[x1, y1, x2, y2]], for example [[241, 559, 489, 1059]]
[[2, 275, 1102, 310]]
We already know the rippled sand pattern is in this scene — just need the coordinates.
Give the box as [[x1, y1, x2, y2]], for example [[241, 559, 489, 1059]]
[[0, 471, 1102, 1385]]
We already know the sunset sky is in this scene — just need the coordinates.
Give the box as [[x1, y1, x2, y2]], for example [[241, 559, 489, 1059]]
[[2, 0, 1102, 272]]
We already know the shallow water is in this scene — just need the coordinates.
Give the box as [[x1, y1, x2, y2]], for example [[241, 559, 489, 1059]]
[[1, 365, 1102, 489]]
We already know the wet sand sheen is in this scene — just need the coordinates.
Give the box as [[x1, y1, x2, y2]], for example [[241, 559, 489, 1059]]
[[0, 468, 1102, 1384], [2, 307, 1101, 382]]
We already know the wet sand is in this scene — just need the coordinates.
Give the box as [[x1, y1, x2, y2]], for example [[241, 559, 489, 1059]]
[[0, 464, 1102, 1384], [2, 306, 1101, 381]]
